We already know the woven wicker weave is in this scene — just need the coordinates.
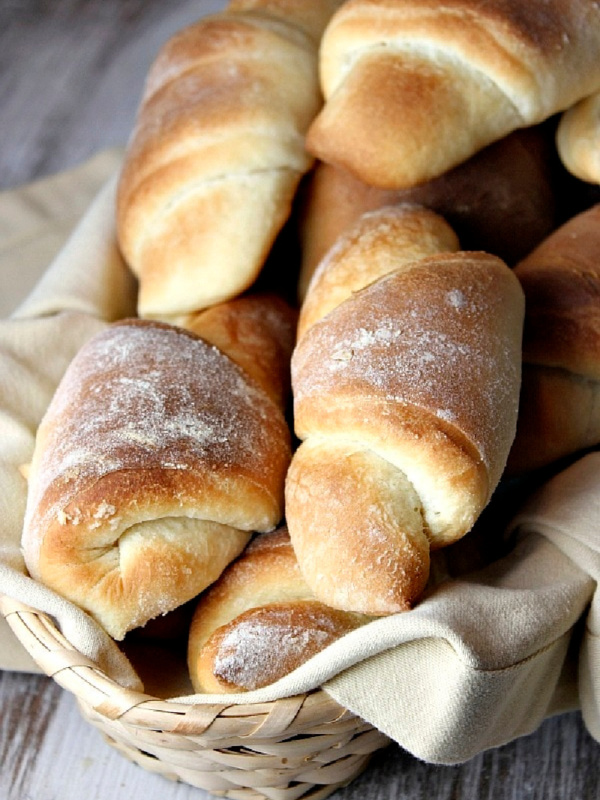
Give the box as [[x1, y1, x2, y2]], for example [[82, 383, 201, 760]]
[[1, 595, 391, 799]]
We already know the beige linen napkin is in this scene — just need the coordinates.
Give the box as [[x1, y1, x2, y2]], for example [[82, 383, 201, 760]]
[[508, 455, 600, 746], [0, 150, 125, 318], [0, 152, 140, 682], [0, 154, 599, 763]]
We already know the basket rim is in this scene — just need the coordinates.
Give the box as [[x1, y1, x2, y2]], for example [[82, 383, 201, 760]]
[[0, 594, 358, 739]]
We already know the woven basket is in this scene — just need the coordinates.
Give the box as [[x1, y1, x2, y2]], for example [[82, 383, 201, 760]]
[[1, 595, 391, 800]]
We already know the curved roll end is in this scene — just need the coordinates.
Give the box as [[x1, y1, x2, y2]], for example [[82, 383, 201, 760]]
[[307, 48, 518, 190], [297, 204, 460, 338], [187, 527, 368, 693], [285, 441, 431, 616], [556, 94, 600, 186], [190, 600, 363, 693], [123, 169, 300, 319]]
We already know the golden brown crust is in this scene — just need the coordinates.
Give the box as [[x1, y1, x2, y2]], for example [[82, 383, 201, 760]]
[[180, 293, 297, 409], [307, 0, 600, 188], [197, 601, 362, 693], [294, 251, 524, 494], [514, 204, 600, 378], [298, 127, 557, 298], [507, 365, 600, 475], [285, 444, 432, 615], [297, 204, 460, 338], [22, 319, 292, 639], [557, 93, 600, 185], [187, 528, 367, 693], [507, 205, 600, 474], [308, 46, 519, 189], [226, 0, 345, 41], [117, 3, 341, 318], [286, 208, 524, 615]]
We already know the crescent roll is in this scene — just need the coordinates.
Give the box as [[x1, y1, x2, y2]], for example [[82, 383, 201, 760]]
[[117, 0, 342, 319], [21, 294, 295, 640], [306, 0, 600, 189], [286, 206, 525, 615], [507, 204, 600, 474], [188, 527, 368, 693]]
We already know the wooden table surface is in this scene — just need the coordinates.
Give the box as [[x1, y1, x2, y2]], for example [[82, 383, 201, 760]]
[[1, 2, 600, 799]]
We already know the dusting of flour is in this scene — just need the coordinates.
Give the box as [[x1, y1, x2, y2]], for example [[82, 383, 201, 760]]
[[292, 261, 522, 467], [26, 322, 281, 526]]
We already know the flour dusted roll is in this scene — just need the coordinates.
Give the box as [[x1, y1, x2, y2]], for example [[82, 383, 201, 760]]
[[507, 204, 600, 475], [297, 204, 460, 339], [117, 0, 342, 320], [180, 291, 297, 410], [286, 207, 525, 615], [22, 295, 295, 640], [306, 0, 600, 189], [188, 527, 368, 693]]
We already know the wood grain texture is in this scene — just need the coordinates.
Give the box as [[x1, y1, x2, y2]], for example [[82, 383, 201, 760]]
[[0, 0, 225, 189], [1, 1, 600, 798]]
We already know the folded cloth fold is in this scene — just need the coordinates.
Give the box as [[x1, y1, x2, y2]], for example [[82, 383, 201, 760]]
[[508, 452, 600, 746], [0, 152, 599, 763], [0, 149, 125, 319], [0, 152, 136, 673]]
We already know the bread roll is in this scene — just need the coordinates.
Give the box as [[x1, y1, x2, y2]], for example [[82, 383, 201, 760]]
[[179, 292, 296, 410], [297, 204, 460, 339], [297, 127, 557, 299], [507, 204, 600, 475], [306, 0, 600, 189], [188, 527, 368, 693], [557, 93, 600, 185], [117, 0, 342, 320], [21, 295, 295, 640], [286, 207, 525, 615]]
